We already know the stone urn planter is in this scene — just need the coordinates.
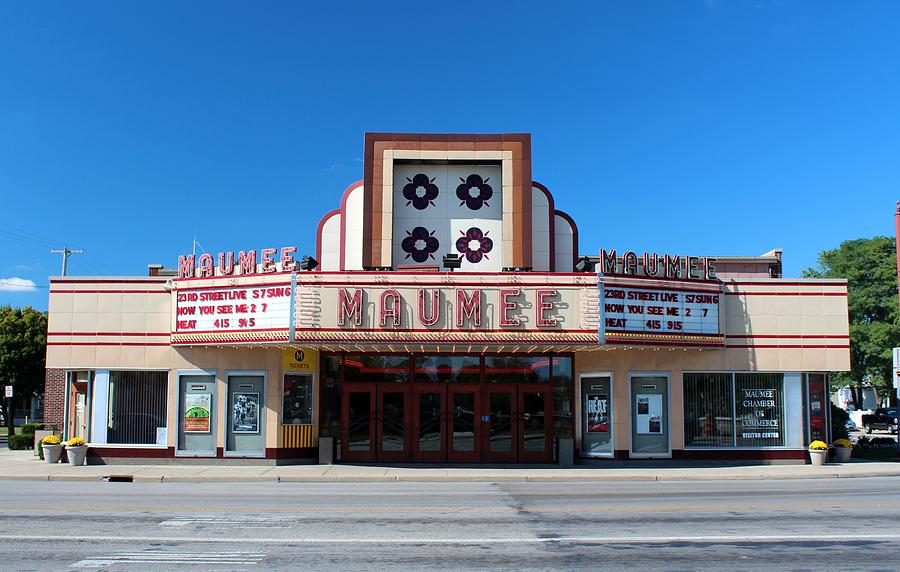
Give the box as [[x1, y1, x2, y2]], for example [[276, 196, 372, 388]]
[[66, 444, 88, 466], [834, 447, 852, 463], [809, 449, 828, 466], [42, 444, 63, 464]]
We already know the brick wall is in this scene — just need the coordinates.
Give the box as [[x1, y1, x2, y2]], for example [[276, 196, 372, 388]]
[[44, 368, 65, 431]]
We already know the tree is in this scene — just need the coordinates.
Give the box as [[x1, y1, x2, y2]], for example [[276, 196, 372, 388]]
[[0, 306, 47, 436], [803, 237, 900, 409]]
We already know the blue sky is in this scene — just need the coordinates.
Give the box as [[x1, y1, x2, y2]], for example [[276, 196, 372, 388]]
[[1, 1, 898, 310]]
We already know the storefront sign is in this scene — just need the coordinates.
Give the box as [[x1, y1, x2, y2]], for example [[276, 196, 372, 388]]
[[174, 284, 292, 333], [177, 246, 298, 279], [601, 286, 720, 335], [183, 393, 211, 433], [232, 393, 260, 434], [635, 393, 663, 434], [738, 388, 780, 440], [585, 394, 609, 433], [600, 249, 717, 281], [283, 348, 317, 371]]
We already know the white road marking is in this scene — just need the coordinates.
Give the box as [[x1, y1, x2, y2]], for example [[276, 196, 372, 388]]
[[160, 515, 300, 527], [71, 550, 264, 568], [9, 532, 894, 548]]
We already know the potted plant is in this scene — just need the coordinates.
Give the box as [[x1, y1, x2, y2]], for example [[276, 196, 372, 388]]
[[808, 440, 829, 466], [41, 435, 63, 464], [832, 438, 852, 462], [65, 437, 88, 466]]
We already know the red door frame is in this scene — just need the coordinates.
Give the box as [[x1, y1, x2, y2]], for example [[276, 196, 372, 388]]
[[411, 385, 446, 462], [376, 385, 411, 462]]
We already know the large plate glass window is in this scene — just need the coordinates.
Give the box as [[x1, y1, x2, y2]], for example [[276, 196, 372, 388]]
[[683, 373, 734, 447], [735, 373, 784, 447], [107, 371, 167, 445]]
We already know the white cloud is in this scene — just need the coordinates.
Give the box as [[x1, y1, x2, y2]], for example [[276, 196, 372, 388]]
[[0, 277, 38, 292]]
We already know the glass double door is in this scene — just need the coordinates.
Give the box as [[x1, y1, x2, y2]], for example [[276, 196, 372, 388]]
[[341, 384, 551, 463]]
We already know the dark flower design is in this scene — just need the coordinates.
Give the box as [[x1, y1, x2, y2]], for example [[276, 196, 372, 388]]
[[401, 226, 440, 263], [455, 227, 493, 263], [402, 173, 439, 210], [455, 173, 493, 210]]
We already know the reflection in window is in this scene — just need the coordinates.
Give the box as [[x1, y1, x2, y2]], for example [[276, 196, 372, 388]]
[[107, 371, 168, 445], [414, 356, 480, 383], [282, 374, 313, 425], [344, 355, 409, 383], [484, 356, 551, 384], [683, 373, 734, 447]]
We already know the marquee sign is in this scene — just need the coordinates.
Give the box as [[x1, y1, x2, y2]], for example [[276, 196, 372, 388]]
[[172, 282, 293, 344], [600, 275, 724, 347]]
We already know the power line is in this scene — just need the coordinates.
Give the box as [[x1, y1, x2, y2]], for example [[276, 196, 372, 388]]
[[49, 248, 84, 276]]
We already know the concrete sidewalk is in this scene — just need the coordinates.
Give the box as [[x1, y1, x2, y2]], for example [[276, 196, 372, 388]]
[[2, 449, 899, 483]]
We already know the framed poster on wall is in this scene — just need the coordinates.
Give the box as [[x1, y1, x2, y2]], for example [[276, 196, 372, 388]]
[[183, 393, 212, 433], [585, 394, 609, 433], [636, 393, 663, 434], [232, 392, 260, 434]]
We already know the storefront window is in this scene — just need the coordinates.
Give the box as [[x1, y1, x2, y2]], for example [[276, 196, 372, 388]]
[[683, 372, 784, 448], [107, 371, 167, 445], [414, 356, 480, 383], [551, 357, 573, 437], [735, 373, 784, 447], [344, 355, 409, 383], [683, 373, 734, 447], [283, 374, 313, 424], [484, 356, 551, 384]]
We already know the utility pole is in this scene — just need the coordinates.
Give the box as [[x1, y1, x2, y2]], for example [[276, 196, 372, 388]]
[[49, 247, 84, 276]]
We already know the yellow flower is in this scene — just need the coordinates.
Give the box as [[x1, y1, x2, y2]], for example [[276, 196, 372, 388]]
[[808, 440, 828, 450], [41, 435, 61, 445], [832, 438, 852, 448], [66, 437, 86, 447]]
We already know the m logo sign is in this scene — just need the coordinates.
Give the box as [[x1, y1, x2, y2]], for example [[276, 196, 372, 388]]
[[283, 348, 316, 371]]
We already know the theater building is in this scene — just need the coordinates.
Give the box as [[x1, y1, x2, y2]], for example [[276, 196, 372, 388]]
[[43, 133, 850, 464]]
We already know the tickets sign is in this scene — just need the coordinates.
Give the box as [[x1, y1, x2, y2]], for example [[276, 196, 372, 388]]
[[174, 284, 292, 333], [601, 286, 720, 336]]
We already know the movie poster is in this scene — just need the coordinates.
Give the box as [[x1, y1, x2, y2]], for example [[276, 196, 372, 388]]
[[232, 392, 260, 434], [636, 393, 663, 434], [183, 393, 211, 433], [585, 394, 609, 433]]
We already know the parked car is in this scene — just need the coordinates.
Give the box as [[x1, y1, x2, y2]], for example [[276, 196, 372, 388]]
[[862, 407, 899, 434]]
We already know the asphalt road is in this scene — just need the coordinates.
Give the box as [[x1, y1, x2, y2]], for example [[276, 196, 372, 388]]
[[1, 476, 899, 571]]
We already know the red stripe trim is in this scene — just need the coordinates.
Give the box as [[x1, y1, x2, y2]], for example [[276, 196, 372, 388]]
[[173, 271, 292, 283], [726, 334, 849, 339], [724, 291, 847, 296], [726, 281, 847, 287], [46, 342, 171, 347], [298, 280, 595, 288], [50, 279, 168, 284], [604, 339, 723, 347], [602, 273, 720, 285], [602, 282, 721, 294], [47, 332, 170, 337], [173, 327, 289, 334], [727, 344, 850, 349], [302, 327, 596, 333], [291, 338, 597, 344], [50, 289, 169, 294], [174, 281, 291, 292]]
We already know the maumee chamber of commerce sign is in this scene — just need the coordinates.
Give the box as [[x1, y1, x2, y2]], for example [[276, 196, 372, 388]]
[[598, 249, 724, 347]]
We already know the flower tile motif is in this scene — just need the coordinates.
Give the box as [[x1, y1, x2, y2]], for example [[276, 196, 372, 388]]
[[455, 226, 493, 263], [401, 226, 440, 263], [402, 173, 439, 210], [455, 174, 493, 210]]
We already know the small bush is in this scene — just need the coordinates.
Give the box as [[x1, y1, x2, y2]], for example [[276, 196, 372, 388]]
[[8, 434, 35, 450], [20, 423, 43, 435], [831, 404, 850, 440]]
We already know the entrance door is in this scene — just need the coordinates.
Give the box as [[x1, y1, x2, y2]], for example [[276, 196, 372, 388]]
[[518, 389, 551, 463], [412, 386, 444, 462], [630, 375, 670, 458], [447, 385, 480, 462], [342, 385, 375, 462], [482, 386, 516, 462], [67, 379, 89, 441], [377, 387, 409, 461], [581, 375, 613, 457]]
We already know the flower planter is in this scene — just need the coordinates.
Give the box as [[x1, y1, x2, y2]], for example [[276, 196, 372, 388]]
[[66, 445, 88, 466], [809, 449, 828, 466], [834, 447, 852, 463], [42, 444, 63, 464]]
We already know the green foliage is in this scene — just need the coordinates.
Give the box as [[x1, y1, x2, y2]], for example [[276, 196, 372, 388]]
[[20, 423, 43, 435], [8, 433, 35, 450], [803, 237, 900, 399], [0, 306, 48, 427], [831, 403, 850, 440]]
